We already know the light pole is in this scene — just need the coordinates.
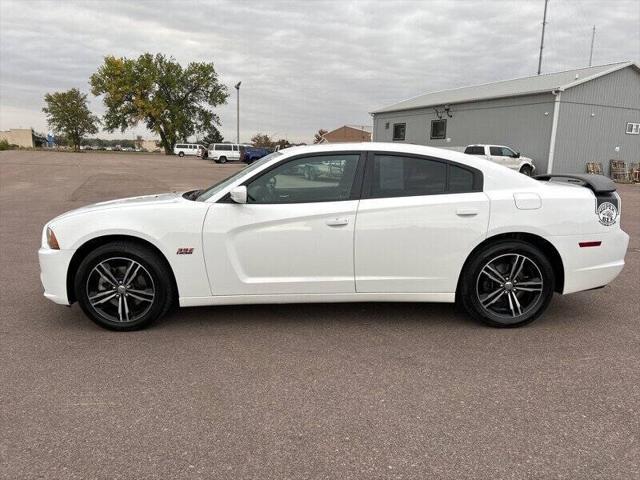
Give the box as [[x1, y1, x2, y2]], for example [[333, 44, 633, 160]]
[[234, 81, 241, 145]]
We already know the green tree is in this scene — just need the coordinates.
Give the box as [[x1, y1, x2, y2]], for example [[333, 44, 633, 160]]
[[201, 125, 224, 145], [313, 129, 328, 144], [251, 133, 274, 148], [90, 53, 228, 155], [42, 88, 99, 151]]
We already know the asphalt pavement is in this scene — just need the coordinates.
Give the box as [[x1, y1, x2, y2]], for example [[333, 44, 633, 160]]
[[1, 150, 638, 479]]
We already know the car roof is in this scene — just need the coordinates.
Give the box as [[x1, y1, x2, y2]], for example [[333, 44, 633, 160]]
[[276, 142, 536, 190]]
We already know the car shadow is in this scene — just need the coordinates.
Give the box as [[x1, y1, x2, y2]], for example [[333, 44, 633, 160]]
[[154, 301, 476, 331]]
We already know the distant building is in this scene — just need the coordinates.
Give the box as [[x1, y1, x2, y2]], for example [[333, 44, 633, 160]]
[[371, 61, 640, 175], [140, 139, 161, 152], [320, 125, 371, 143], [0, 128, 43, 148]]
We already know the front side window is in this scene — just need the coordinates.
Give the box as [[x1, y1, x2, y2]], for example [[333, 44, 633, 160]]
[[246, 154, 360, 204], [430, 119, 447, 139], [490, 146, 515, 157], [370, 155, 446, 198], [392, 123, 406, 141]]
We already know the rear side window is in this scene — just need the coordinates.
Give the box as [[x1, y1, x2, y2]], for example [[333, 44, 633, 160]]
[[367, 154, 482, 198], [370, 155, 446, 198], [217, 145, 232, 151], [176, 144, 186, 149], [464, 146, 484, 155], [448, 165, 475, 193]]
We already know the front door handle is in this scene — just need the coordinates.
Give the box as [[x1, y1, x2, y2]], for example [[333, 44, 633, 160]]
[[326, 218, 349, 227], [456, 208, 479, 217]]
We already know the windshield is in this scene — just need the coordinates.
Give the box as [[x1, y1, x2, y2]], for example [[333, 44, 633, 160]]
[[195, 152, 282, 201]]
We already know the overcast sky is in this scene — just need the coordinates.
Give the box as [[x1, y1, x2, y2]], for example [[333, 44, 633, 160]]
[[1, 0, 638, 143]]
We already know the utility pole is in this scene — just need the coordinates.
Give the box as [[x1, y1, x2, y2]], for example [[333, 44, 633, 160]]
[[589, 25, 596, 66], [537, 0, 549, 75], [234, 81, 241, 145]]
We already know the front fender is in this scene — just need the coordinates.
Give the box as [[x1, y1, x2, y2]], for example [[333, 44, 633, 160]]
[[49, 201, 213, 299]]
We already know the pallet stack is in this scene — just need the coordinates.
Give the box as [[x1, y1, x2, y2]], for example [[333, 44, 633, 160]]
[[630, 162, 640, 183], [585, 162, 603, 174], [610, 160, 631, 183]]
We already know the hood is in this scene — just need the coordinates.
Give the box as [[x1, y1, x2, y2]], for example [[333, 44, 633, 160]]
[[51, 192, 182, 222]]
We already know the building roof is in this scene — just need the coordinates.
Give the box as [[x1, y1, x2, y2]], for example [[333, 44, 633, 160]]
[[371, 61, 639, 114]]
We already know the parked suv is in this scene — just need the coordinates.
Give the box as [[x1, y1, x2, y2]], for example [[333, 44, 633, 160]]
[[174, 144, 205, 157], [464, 144, 535, 175], [208, 143, 251, 163]]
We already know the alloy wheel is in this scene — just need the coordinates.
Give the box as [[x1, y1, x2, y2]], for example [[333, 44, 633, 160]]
[[475, 253, 544, 321], [86, 257, 155, 323]]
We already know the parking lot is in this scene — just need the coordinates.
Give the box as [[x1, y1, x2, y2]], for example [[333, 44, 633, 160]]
[[1, 150, 639, 479]]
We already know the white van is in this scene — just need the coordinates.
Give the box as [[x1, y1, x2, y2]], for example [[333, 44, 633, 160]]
[[208, 143, 251, 163], [174, 144, 205, 157]]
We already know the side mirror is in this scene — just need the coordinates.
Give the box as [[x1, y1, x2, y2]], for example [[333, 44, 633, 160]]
[[514, 152, 521, 158], [230, 186, 247, 204]]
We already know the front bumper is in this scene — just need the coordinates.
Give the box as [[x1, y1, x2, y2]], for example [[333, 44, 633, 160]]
[[38, 248, 75, 305]]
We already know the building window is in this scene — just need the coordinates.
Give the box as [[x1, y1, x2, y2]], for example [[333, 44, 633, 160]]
[[430, 119, 447, 140], [392, 123, 406, 141], [626, 122, 640, 135], [385, 122, 389, 130]]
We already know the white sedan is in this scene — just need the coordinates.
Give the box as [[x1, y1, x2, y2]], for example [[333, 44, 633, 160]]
[[39, 143, 628, 330]]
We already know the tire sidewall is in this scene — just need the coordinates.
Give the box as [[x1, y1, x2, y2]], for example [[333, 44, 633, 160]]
[[74, 243, 172, 331], [520, 165, 532, 176], [461, 241, 555, 327]]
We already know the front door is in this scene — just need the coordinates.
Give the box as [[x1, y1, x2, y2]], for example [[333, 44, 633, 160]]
[[355, 153, 489, 293], [202, 152, 364, 295]]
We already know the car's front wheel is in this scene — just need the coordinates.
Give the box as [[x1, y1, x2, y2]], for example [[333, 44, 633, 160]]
[[219, 156, 227, 163], [459, 240, 555, 327], [74, 241, 175, 331], [178, 152, 184, 157]]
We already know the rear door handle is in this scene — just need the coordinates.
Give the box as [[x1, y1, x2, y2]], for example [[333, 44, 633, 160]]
[[326, 218, 349, 227], [456, 208, 479, 217]]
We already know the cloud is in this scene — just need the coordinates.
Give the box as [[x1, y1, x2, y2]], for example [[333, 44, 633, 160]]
[[1, 0, 638, 142]]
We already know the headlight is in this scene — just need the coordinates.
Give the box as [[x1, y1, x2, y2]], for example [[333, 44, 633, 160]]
[[46, 227, 60, 250]]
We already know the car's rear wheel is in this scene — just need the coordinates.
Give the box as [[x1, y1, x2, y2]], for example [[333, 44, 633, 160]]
[[520, 165, 533, 176], [459, 240, 555, 327], [74, 242, 174, 331]]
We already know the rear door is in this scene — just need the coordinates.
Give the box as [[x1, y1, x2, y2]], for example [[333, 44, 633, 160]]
[[355, 152, 489, 293]]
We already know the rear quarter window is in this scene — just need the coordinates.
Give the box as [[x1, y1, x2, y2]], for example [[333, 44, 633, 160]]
[[464, 146, 484, 155]]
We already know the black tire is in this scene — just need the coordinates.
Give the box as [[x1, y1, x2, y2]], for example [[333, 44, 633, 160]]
[[74, 241, 175, 331], [458, 240, 555, 328], [219, 156, 227, 164], [520, 164, 533, 176], [178, 151, 184, 157]]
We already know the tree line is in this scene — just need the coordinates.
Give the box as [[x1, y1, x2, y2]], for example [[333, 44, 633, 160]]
[[43, 53, 229, 153]]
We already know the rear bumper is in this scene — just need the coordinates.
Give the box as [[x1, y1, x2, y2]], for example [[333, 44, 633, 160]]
[[38, 248, 75, 305], [552, 229, 629, 294]]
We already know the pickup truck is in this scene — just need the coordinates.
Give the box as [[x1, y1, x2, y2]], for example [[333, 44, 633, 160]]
[[464, 144, 536, 175]]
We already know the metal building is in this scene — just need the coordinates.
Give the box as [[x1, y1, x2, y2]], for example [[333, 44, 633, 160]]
[[371, 62, 640, 175]]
